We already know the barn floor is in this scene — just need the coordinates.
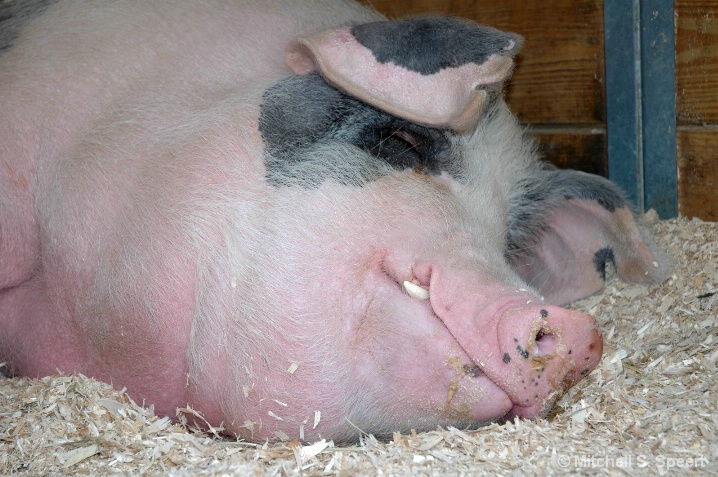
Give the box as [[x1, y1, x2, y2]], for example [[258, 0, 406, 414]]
[[1, 216, 717, 476]]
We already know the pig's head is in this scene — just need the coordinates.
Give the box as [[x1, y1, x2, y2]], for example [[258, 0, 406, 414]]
[[176, 16, 668, 442]]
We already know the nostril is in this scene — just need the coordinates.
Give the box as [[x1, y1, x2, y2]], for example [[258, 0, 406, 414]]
[[533, 329, 557, 357]]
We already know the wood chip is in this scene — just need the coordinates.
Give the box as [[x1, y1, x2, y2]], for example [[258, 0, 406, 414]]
[[60, 444, 100, 468]]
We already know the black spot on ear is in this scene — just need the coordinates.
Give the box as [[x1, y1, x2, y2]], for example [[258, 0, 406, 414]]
[[516, 345, 529, 359], [503, 353, 511, 364], [592, 247, 615, 281], [505, 167, 629, 260], [351, 17, 521, 75], [542, 167, 627, 213]]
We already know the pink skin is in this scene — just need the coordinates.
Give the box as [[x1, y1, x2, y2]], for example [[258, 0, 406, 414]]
[[170, 178, 604, 441], [0, 1, 607, 443], [1, 168, 604, 443]]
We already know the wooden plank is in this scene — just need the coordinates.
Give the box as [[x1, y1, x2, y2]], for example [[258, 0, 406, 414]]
[[677, 129, 718, 220], [675, 0, 718, 125], [363, 0, 605, 125], [530, 131, 607, 176], [675, 0, 718, 220]]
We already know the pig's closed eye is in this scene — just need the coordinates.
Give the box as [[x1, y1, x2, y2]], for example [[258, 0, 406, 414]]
[[365, 127, 426, 172]]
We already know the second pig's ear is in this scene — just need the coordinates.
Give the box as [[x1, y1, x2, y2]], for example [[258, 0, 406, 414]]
[[506, 168, 670, 306], [286, 16, 523, 133]]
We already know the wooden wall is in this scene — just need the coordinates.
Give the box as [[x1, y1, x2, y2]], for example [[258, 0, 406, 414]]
[[361, 0, 608, 175], [360, 0, 718, 221], [676, 1, 718, 220]]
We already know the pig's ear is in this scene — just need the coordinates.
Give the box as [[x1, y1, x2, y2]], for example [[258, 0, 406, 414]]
[[286, 17, 522, 133], [507, 169, 670, 305]]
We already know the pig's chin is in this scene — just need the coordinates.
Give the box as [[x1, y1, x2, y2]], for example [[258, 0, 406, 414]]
[[374, 265, 530, 425]]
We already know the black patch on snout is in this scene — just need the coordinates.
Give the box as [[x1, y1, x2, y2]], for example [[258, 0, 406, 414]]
[[503, 352, 511, 364], [259, 73, 456, 188], [0, 0, 57, 53], [592, 247, 615, 281], [351, 17, 521, 76], [463, 364, 483, 377]]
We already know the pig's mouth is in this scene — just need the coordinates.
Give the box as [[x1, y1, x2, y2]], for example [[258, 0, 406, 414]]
[[377, 257, 602, 423]]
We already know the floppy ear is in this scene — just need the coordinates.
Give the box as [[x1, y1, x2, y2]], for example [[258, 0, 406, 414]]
[[507, 168, 669, 305], [286, 16, 522, 132]]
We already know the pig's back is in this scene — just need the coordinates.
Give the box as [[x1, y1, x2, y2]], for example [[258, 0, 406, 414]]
[[0, 0, 383, 165], [0, 0, 383, 290]]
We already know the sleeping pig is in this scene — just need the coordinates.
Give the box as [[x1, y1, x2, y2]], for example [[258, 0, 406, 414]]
[[0, 0, 667, 442]]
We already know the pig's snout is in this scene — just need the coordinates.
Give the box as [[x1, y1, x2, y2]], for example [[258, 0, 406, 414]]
[[495, 304, 603, 419], [421, 264, 603, 420]]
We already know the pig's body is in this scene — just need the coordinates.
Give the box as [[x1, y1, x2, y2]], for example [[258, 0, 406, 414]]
[[0, 0, 665, 442]]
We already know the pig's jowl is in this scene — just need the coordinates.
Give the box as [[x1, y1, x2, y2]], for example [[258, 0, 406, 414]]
[[0, 0, 667, 442]]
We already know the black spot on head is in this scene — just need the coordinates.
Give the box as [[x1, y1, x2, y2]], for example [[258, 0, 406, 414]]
[[540, 309, 548, 318], [0, 0, 57, 53], [592, 247, 615, 281], [568, 349, 572, 355], [259, 73, 456, 188], [516, 345, 529, 359], [503, 352, 511, 364], [351, 17, 521, 76], [580, 368, 590, 376]]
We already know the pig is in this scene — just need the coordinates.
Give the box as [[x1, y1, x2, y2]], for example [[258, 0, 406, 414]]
[[0, 0, 667, 442]]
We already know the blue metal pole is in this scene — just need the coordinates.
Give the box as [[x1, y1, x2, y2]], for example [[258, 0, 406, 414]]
[[640, 0, 677, 218], [604, 0, 642, 209], [604, 0, 677, 217]]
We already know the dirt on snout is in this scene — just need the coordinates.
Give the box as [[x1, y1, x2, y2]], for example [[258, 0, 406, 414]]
[[1, 216, 717, 476]]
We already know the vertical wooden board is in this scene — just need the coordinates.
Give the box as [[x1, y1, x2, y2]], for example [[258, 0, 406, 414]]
[[362, 0, 606, 125], [675, 0, 718, 125], [677, 130, 718, 220]]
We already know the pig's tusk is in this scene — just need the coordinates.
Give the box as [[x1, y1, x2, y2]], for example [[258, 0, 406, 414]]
[[403, 281, 429, 300]]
